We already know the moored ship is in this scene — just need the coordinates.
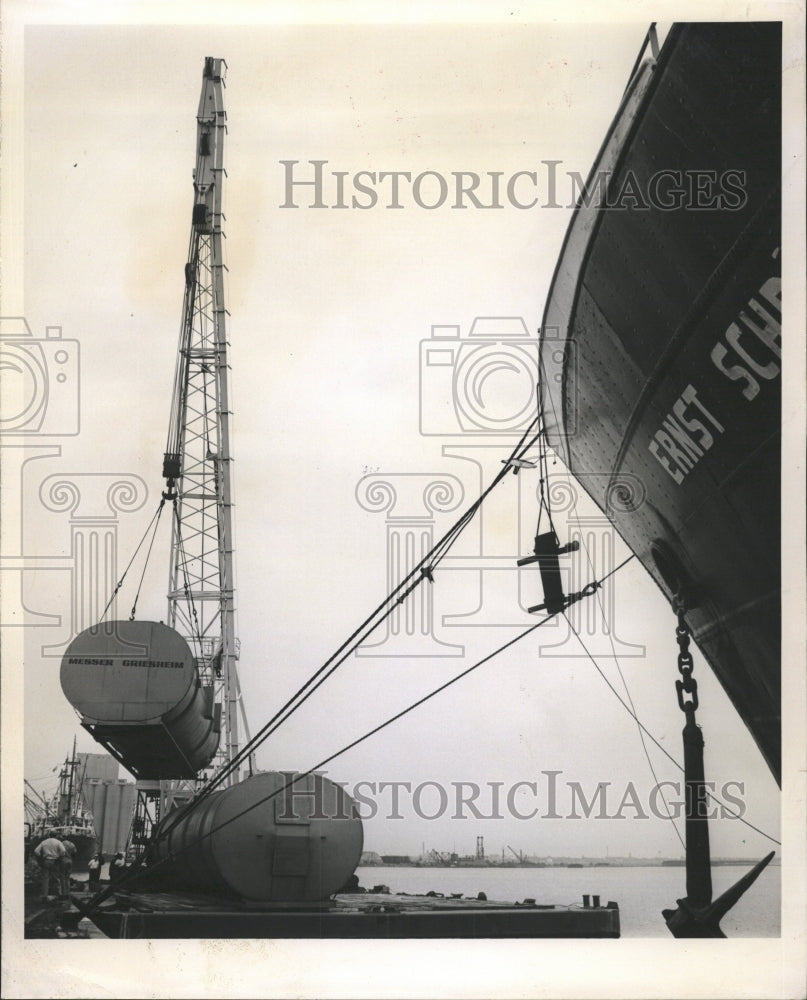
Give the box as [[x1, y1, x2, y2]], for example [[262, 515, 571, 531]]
[[539, 21, 781, 784], [25, 740, 98, 872]]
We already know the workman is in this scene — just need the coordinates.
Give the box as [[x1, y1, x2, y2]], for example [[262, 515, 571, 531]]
[[87, 852, 104, 888], [111, 852, 127, 882], [58, 839, 77, 897], [33, 836, 66, 902]]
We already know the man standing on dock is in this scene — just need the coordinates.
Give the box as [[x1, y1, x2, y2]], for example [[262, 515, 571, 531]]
[[32, 836, 66, 902], [58, 839, 77, 898], [87, 852, 103, 888]]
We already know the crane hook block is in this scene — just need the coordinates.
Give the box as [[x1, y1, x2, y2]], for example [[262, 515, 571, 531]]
[[163, 452, 181, 483], [518, 531, 579, 615]]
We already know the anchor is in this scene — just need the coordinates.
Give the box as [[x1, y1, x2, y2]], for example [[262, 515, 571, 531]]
[[518, 529, 579, 615], [661, 603, 775, 937]]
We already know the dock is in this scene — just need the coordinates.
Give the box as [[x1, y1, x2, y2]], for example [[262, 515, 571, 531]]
[[73, 888, 620, 939]]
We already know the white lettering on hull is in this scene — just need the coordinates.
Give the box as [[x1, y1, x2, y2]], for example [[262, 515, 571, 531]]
[[648, 252, 780, 485]]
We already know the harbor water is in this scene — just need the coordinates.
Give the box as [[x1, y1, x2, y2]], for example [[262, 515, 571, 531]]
[[73, 862, 780, 938], [356, 863, 781, 938]]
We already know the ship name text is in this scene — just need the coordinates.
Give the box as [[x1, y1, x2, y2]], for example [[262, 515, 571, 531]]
[[710, 272, 781, 401], [649, 262, 781, 485], [648, 386, 725, 485]]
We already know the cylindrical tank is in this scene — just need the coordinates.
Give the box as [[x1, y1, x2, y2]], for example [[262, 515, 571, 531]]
[[60, 621, 220, 780], [152, 771, 363, 902], [84, 779, 137, 856]]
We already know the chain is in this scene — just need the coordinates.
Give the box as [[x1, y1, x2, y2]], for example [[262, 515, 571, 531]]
[[674, 603, 698, 714]]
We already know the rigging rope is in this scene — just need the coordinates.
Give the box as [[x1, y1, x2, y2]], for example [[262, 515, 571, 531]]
[[127, 499, 166, 621], [565, 613, 780, 846], [534, 342, 694, 848], [99, 499, 167, 623], [165, 233, 199, 461], [160, 407, 548, 818], [542, 444, 686, 850], [155, 559, 631, 842], [80, 553, 659, 915], [171, 499, 204, 654], [535, 351, 559, 536], [83, 608, 560, 909]]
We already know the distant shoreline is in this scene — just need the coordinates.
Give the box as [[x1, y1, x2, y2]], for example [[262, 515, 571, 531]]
[[358, 857, 781, 869]]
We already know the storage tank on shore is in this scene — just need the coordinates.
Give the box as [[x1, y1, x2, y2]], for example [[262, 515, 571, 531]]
[[60, 621, 220, 780], [151, 771, 364, 901]]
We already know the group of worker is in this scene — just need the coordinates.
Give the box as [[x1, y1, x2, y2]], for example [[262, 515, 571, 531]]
[[32, 837, 128, 902], [32, 836, 77, 901]]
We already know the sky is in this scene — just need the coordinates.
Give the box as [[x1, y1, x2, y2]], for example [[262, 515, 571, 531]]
[[2, 3, 805, 998]]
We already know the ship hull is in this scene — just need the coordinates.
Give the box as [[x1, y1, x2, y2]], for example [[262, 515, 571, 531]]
[[540, 23, 781, 782]]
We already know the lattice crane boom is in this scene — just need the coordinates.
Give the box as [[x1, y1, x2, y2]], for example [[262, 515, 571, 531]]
[[162, 56, 249, 788]]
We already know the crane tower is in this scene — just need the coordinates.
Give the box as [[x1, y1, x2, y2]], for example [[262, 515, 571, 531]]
[[122, 57, 251, 851], [161, 56, 249, 788]]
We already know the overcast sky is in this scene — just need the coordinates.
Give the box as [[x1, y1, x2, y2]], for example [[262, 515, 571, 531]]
[[2, 3, 805, 996], [12, 15, 790, 863]]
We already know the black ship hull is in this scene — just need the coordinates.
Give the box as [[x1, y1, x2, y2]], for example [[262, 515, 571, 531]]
[[540, 23, 781, 782]]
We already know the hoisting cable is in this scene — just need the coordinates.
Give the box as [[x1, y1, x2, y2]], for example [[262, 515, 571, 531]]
[[213, 405, 543, 747], [546, 451, 686, 850], [83, 605, 561, 909], [82, 553, 651, 914], [165, 234, 199, 464], [159, 471, 529, 825], [535, 434, 554, 540], [160, 417, 547, 833], [611, 652, 685, 850], [535, 340, 686, 845], [607, 618, 686, 851], [201, 360, 214, 459], [564, 613, 781, 846], [171, 499, 205, 655], [127, 499, 167, 621], [165, 401, 550, 833], [536, 349, 565, 535], [155, 555, 628, 838], [98, 499, 167, 623], [157, 409, 547, 828]]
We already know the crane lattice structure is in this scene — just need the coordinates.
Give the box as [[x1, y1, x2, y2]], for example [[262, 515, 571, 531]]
[[130, 57, 251, 852]]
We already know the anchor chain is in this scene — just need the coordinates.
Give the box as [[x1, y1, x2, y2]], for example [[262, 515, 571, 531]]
[[663, 599, 775, 937], [674, 604, 698, 714]]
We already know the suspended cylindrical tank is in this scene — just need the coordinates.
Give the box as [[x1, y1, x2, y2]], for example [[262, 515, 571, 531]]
[[151, 771, 364, 902], [60, 621, 220, 780]]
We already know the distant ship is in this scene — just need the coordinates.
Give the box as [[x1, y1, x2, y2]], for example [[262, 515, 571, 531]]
[[25, 739, 98, 872]]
